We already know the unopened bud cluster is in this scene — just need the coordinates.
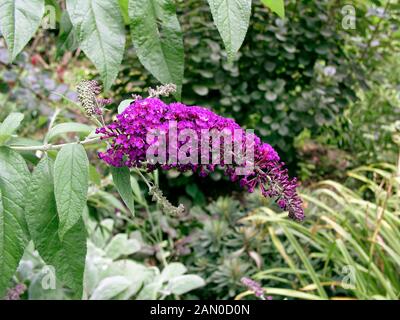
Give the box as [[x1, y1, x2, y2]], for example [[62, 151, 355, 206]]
[[148, 83, 177, 98], [149, 185, 185, 216], [77, 80, 112, 116]]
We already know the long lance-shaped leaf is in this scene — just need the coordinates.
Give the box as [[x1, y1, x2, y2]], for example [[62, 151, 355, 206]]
[[66, 0, 126, 90], [0, 147, 30, 297], [129, 0, 184, 98], [111, 166, 135, 216], [54, 144, 89, 239], [207, 0, 252, 61], [26, 156, 87, 299]]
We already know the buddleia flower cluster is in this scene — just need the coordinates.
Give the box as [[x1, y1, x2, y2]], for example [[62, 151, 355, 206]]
[[76, 80, 112, 116], [96, 98, 304, 221]]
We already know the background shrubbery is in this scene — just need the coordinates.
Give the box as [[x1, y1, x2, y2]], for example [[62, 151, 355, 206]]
[[112, 0, 400, 174]]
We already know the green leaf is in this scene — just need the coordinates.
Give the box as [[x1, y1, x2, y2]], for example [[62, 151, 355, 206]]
[[46, 122, 93, 142], [95, 190, 128, 214], [89, 164, 101, 185], [192, 85, 209, 96], [167, 275, 205, 295], [111, 166, 135, 215], [185, 183, 206, 206], [0, 147, 30, 296], [261, 0, 285, 18], [104, 260, 155, 299], [28, 275, 67, 300], [280, 223, 328, 298], [57, 218, 87, 298], [129, 0, 184, 98], [66, 0, 126, 90], [25, 156, 87, 299], [261, 287, 324, 300], [160, 262, 187, 283], [4, 137, 41, 165], [0, 0, 45, 61], [45, 0, 62, 21], [130, 176, 143, 203], [206, 0, 252, 61], [90, 276, 131, 300], [117, 99, 133, 114], [0, 112, 24, 145], [118, 0, 130, 25], [56, 11, 79, 57], [54, 144, 89, 239], [136, 281, 162, 300], [104, 234, 140, 260]]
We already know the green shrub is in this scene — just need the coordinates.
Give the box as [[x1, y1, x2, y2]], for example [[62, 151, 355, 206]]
[[240, 160, 400, 300], [336, 54, 400, 164], [111, 0, 398, 170], [179, 0, 361, 166]]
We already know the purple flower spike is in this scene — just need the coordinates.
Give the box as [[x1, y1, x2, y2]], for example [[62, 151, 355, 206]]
[[96, 98, 304, 221], [5, 283, 26, 300], [241, 277, 265, 299]]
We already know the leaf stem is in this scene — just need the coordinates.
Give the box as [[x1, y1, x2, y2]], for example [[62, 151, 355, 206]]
[[133, 167, 153, 189], [43, 108, 61, 145]]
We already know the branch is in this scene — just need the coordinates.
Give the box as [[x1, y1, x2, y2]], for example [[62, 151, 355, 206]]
[[9, 137, 103, 152]]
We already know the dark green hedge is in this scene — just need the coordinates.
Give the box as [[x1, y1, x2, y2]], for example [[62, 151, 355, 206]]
[[179, 0, 361, 166], [112, 0, 394, 169]]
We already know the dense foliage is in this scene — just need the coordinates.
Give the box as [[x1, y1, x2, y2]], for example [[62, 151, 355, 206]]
[[112, 0, 400, 169], [181, 0, 359, 164]]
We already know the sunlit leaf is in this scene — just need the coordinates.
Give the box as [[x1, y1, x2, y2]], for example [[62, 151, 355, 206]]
[[261, 0, 285, 18]]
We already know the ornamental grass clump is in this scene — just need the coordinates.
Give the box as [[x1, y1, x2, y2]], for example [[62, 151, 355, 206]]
[[96, 94, 304, 220]]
